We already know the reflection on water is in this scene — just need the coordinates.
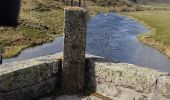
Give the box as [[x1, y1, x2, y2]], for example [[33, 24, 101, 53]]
[[3, 13, 170, 73]]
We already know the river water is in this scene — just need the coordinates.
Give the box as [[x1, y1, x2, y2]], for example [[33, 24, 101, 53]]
[[3, 13, 170, 73]]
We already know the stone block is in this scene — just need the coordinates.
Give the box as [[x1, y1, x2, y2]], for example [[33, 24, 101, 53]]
[[0, 55, 61, 91]]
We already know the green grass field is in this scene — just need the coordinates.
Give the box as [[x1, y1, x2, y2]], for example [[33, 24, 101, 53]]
[[140, 3, 170, 10], [0, 0, 64, 58], [123, 10, 170, 57]]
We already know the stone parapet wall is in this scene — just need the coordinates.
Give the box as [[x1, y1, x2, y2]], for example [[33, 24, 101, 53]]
[[0, 54, 62, 100], [86, 58, 170, 100], [0, 54, 170, 100]]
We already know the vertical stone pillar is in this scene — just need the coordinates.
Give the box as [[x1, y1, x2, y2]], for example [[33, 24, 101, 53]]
[[0, 50, 2, 64], [62, 7, 87, 94]]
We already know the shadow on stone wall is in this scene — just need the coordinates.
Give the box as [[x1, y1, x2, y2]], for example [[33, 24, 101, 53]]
[[85, 58, 114, 94], [85, 58, 97, 94], [85, 57, 170, 100], [85, 58, 101, 94], [0, 0, 20, 26]]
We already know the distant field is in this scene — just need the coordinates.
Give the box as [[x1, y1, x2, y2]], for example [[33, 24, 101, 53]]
[[140, 3, 170, 10], [123, 10, 170, 57]]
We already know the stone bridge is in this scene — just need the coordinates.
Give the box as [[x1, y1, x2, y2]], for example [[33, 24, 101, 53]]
[[0, 7, 170, 100]]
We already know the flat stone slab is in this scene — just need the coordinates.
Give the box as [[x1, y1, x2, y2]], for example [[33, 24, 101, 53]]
[[0, 54, 62, 91], [56, 95, 101, 100], [40, 94, 108, 100]]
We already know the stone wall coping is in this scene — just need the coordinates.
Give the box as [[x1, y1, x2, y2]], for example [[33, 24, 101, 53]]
[[87, 58, 170, 99], [0, 53, 62, 75], [0, 53, 170, 99]]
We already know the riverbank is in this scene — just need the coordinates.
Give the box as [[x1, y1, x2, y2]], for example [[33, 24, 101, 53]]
[[122, 9, 170, 58], [2, 0, 168, 59], [0, 0, 143, 58], [4, 13, 170, 70], [0, 0, 64, 58]]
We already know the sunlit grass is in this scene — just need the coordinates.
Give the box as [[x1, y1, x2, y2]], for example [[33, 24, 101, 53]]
[[123, 10, 170, 57], [0, 0, 64, 58], [140, 3, 170, 10]]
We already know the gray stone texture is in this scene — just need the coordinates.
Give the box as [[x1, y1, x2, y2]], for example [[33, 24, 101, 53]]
[[0, 54, 62, 100], [157, 76, 170, 99], [1, 53, 170, 100], [0, 78, 57, 100], [86, 58, 170, 100], [62, 7, 87, 94]]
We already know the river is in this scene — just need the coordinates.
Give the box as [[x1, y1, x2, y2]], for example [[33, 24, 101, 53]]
[[3, 13, 170, 73]]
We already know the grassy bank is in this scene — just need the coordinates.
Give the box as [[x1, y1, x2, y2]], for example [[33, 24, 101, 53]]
[[123, 10, 170, 57], [0, 0, 64, 58], [0, 0, 140, 58]]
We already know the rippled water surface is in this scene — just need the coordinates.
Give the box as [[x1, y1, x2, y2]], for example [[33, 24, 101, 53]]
[[3, 13, 170, 73]]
